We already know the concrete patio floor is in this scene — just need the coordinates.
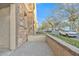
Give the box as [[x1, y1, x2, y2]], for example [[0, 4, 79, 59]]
[[0, 34, 53, 56]]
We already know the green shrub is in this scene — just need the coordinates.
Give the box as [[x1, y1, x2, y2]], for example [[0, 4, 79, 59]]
[[48, 32, 79, 48]]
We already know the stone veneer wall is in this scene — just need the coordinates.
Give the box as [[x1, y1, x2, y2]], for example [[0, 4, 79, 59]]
[[26, 3, 35, 35], [16, 4, 28, 47]]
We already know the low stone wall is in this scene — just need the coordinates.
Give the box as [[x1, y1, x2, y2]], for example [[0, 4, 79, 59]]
[[46, 33, 79, 56]]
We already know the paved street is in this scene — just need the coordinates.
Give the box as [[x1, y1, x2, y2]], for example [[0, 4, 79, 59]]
[[0, 34, 52, 56]]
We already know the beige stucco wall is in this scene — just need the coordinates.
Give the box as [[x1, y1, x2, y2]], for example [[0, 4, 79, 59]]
[[10, 4, 16, 50], [0, 6, 10, 49]]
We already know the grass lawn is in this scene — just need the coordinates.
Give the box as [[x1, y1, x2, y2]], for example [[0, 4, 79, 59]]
[[48, 32, 79, 48]]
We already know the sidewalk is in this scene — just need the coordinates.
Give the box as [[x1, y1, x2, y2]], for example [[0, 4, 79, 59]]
[[10, 41, 52, 56], [0, 34, 53, 56]]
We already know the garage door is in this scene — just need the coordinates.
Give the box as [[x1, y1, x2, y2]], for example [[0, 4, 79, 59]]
[[0, 7, 10, 49]]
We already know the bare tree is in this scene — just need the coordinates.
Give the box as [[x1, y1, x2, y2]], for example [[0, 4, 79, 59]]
[[53, 3, 79, 31], [46, 16, 61, 30]]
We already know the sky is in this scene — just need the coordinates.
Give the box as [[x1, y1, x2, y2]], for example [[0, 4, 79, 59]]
[[36, 3, 59, 26]]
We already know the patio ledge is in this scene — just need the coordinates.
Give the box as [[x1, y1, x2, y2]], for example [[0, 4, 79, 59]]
[[46, 33, 79, 55]]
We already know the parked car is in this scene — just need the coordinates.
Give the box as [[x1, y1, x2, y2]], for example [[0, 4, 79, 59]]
[[59, 29, 78, 37], [43, 28, 52, 32], [43, 29, 47, 32], [47, 28, 52, 32]]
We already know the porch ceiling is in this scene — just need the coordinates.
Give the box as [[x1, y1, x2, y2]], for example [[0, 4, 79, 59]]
[[0, 3, 10, 9]]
